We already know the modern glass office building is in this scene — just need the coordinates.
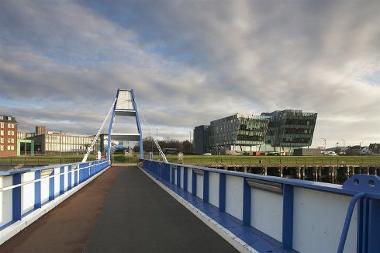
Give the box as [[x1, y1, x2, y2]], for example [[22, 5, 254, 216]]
[[261, 110, 317, 149], [193, 110, 317, 154], [209, 114, 269, 149]]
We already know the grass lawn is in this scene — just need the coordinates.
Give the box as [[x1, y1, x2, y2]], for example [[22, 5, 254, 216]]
[[1, 154, 380, 168], [164, 155, 380, 166]]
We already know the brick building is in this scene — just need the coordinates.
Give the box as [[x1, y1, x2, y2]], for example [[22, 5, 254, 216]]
[[0, 115, 17, 157]]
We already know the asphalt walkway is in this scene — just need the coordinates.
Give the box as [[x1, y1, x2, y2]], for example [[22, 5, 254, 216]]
[[0, 166, 237, 253]]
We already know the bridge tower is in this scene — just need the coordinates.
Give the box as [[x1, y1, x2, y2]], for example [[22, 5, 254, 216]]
[[107, 89, 143, 161]]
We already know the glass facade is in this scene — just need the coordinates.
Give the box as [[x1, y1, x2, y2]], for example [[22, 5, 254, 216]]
[[193, 110, 317, 154], [33, 131, 98, 154], [261, 110, 317, 148]]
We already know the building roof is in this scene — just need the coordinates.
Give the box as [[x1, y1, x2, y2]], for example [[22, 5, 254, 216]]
[[0, 115, 17, 122]]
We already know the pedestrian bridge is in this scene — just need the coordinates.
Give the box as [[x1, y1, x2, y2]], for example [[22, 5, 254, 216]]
[[0, 89, 379, 253]]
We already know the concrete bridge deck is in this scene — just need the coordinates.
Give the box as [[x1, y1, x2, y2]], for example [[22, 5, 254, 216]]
[[0, 166, 237, 253]]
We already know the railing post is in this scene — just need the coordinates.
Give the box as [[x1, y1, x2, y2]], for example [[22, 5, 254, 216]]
[[49, 169, 55, 201], [34, 170, 41, 209], [177, 166, 181, 187], [183, 167, 188, 191], [68, 165, 72, 190], [219, 173, 226, 212], [59, 166, 64, 195], [282, 184, 294, 250], [12, 173, 22, 221], [203, 171, 209, 203], [357, 198, 380, 252], [243, 178, 251, 226], [192, 169, 197, 196], [171, 165, 175, 184], [74, 165, 78, 187]]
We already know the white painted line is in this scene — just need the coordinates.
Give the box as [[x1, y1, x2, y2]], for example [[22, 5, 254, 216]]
[[0, 166, 111, 246], [139, 167, 259, 253]]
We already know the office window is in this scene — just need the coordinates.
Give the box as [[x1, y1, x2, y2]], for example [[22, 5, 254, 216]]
[[7, 117, 11, 121], [0, 116, 3, 120], [7, 145, 10, 151], [0, 145, 3, 151], [0, 138, 3, 143], [11, 138, 14, 144], [0, 122, 3, 128], [0, 130, 3, 136], [11, 146, 14, 151]]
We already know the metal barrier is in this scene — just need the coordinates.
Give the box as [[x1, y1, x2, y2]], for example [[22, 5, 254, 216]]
[[142, 159, 380, 253], [0, 159, 110, 242]]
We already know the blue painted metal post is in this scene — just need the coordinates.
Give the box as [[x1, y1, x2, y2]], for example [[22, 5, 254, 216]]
[[177, 167, 181, 186], [203, 171, 209, 203], [368, 199, 380, 252], [171, 166, 175, 184], [358, 198, 369, 253], [107, 91, 117, 162], [131, 89, 144, 160], [243, 179, 251, 226], [34, 170, 41, 209], [12, 173, 22, 221], [74, 165, 78, 186], [183, 167, 188, 191], [219, 173, 226, 212], [49, 170, 55, 201], [192, 170, 197, 196], [282, 184, 294, 250], [68, 165, 72, 190], [59, 166, 65, 195], [358, 198, 380, 253]]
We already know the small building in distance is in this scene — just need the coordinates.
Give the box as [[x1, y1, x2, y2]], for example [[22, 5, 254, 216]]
[[30, 127, 98, 155], [0, 115, 17, 157], [17, 131, 35, 156], [35, 126, 47, 135], [369, 143, 380, 154], [293, 148, 322, 156], [193, 125, 210, 154]]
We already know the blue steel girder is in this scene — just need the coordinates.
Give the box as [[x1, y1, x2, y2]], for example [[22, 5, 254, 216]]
[[107, 89, 144, 162]]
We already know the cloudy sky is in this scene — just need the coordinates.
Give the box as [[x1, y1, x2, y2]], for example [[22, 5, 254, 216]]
[[1, 0, 380, 147]]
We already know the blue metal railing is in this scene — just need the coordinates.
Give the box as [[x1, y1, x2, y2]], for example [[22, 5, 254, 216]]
[[0, 159, 110, 232], [142, 159, 380, 253]]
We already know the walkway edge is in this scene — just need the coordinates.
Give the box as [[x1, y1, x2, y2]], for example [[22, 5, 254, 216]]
[[139, 167, 258, 253], [0, 166, 111, 246]]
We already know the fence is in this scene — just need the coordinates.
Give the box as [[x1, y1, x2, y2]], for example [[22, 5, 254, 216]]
[[0, 159, 110, 244], [142, 159, 380, 253]]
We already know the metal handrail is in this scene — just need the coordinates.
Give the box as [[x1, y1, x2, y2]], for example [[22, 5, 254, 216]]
[[0, 160, 108, 192]]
